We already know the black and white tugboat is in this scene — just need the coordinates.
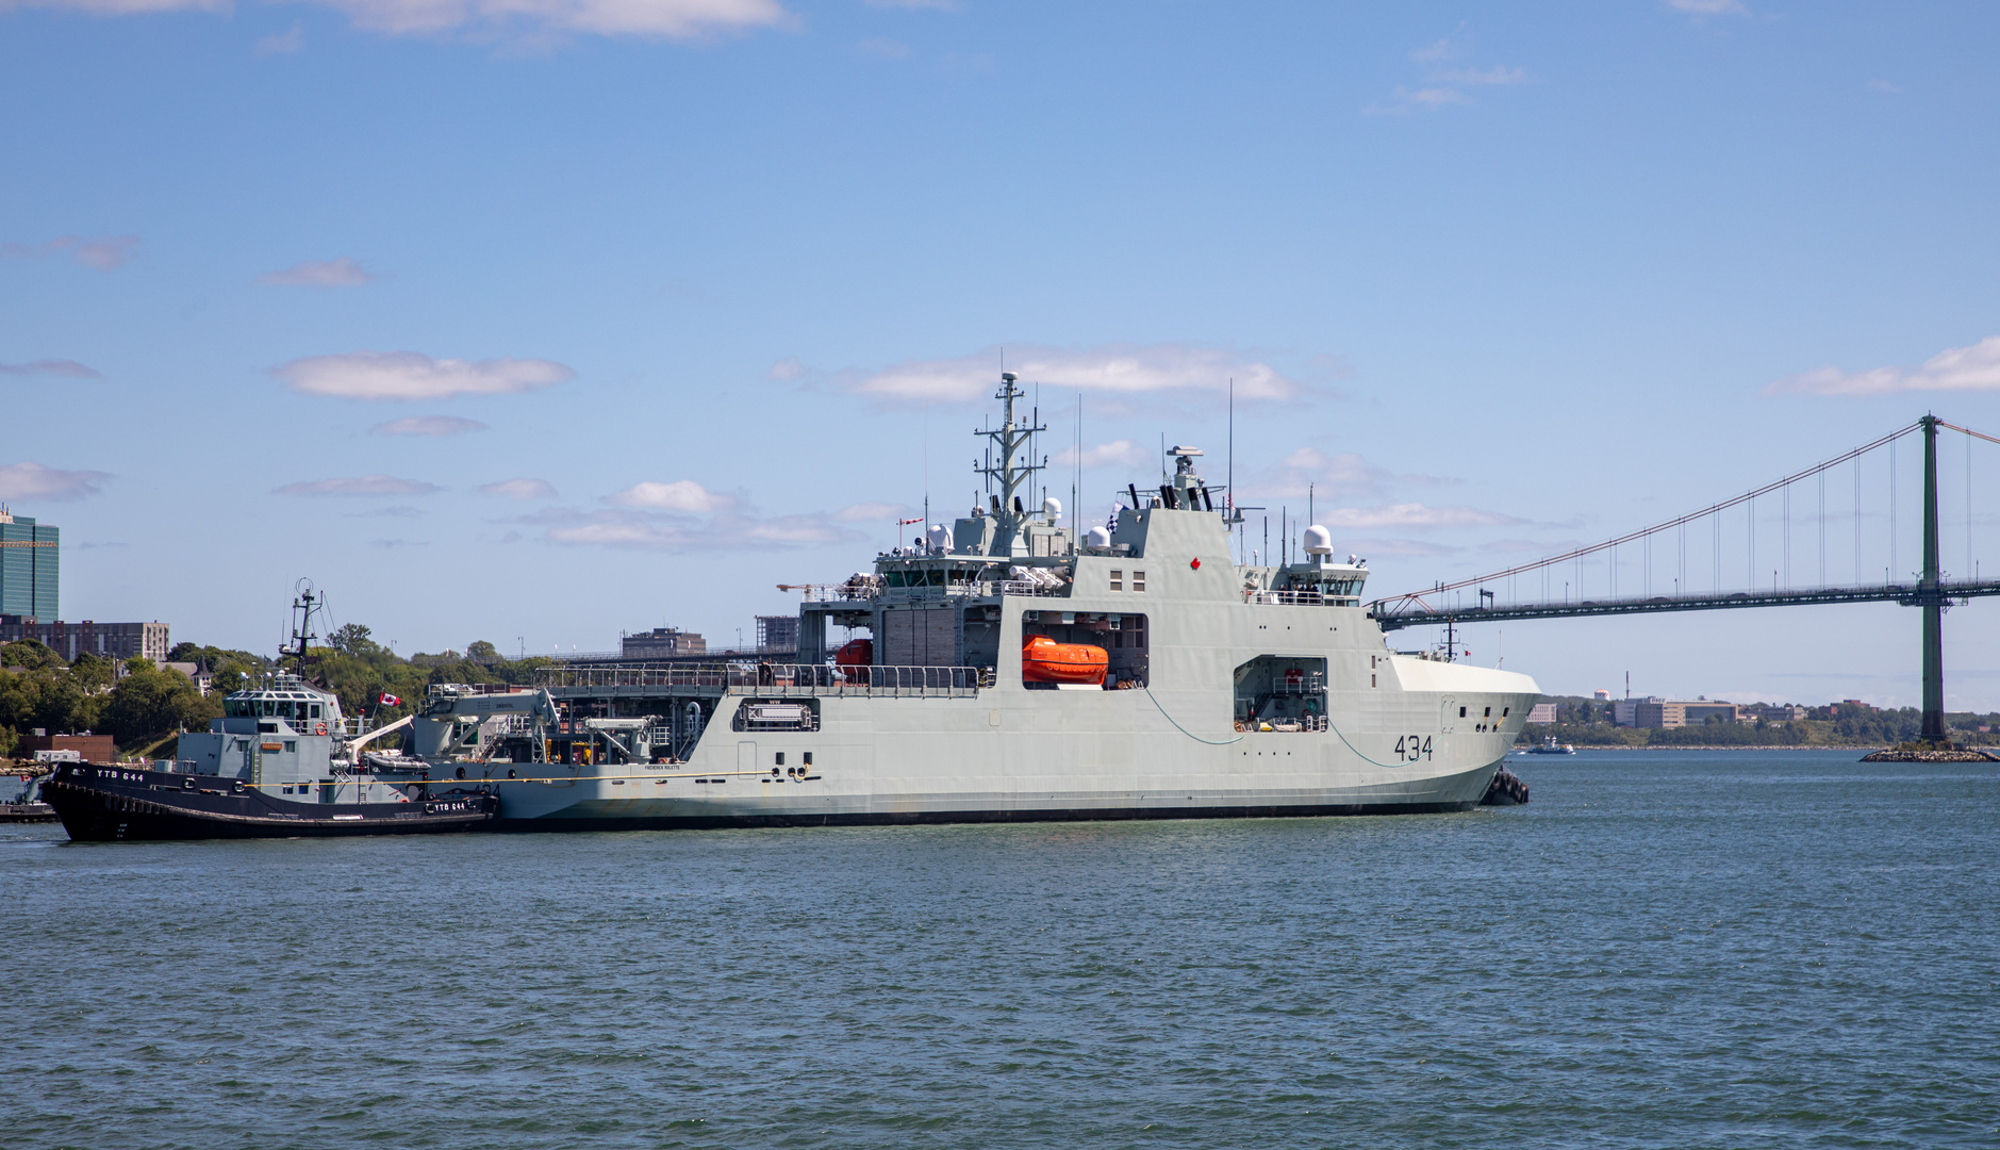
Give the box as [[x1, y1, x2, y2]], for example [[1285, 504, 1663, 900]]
[[45, 583, 500, 842]]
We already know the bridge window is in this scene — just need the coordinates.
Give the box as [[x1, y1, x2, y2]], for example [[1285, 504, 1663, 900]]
[[1133, 570, 1146, 592], [1109, 570, 1122, 592]]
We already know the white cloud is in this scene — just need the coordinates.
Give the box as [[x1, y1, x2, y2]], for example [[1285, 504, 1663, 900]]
[[0, 359, 99, 378], [536, 507, 856, 551], [1319, 503, 1519, 530], [478, 478, 559, 500], [1411, 38, 1454, 64], [1666, 0, 1747, 14], [1, 234, 139, 271], [834, 500, 909, 522], [4, 0, 789, 36], [372, 415, 488, 436], [3, 0, 225, 10], [1434, 66, 1524, 86], [1334, 538, 1459, 559], [605, 479, 733, 514], [257, 257, 372, 287], [1054, 439, 1150, 470], [857, 36, 911, 58], [274, 351, 573, 401], [1262, 448, 1395, 500], [256, 21, 305, 53], [1370, 36, 1524, 113], [765, 356, 806, 381], [863, 0, 958, 9], [275, 474, 443, 496], [287, 0, 791, 39], [1767, 337, 2000, 396], [741, 515, 852, 546], [0, 461, 110, 501], [854, 344, 1297, 404]]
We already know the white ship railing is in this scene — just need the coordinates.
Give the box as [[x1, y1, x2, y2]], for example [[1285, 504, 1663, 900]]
[[1246, 589, 1361, 607], [803, 579, 1071, 603], [536, 662, 989, 698]]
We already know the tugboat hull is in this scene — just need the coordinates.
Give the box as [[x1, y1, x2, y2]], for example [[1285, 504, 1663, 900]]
[[44, 763, 499, 842]]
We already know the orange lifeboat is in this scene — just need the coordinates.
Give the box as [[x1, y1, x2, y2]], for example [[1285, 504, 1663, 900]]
[[1022, 635, 1108, 685], [834, 639, 873, 682]]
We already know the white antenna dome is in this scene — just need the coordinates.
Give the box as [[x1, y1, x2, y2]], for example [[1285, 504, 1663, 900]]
[[1086, 525, 1111, 548], [1043, 496, 1062, 519], [1303, 525, 1333, 555], [926, 524, 950, 551]]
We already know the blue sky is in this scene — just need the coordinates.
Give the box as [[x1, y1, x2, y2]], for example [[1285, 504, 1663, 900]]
[[5, 0, 2000, 708]]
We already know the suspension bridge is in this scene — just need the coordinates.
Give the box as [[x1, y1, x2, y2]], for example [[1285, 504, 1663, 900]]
[[1367, 415, 2000, 745]]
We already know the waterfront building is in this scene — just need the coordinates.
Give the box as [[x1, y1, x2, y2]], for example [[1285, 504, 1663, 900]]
[[755, 614, 799, 653], [0, 618, 169, 663], [0, 506, 58, 621], [1630, 698, 1740, 729], [620, 626, 706, 659]]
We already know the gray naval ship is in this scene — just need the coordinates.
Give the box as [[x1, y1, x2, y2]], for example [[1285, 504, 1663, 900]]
[[419, 373, 1540, 829]]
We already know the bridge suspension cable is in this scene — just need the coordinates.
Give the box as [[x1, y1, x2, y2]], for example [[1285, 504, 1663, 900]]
[[1371, 420, 1929, 620]]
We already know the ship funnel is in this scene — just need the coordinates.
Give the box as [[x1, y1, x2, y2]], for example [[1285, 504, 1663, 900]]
[[1303, 525, 1333, 555], [1043, 496, 1061, 520]]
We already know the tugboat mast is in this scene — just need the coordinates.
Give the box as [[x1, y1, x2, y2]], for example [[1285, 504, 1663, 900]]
[[278, 581, 319, 679]]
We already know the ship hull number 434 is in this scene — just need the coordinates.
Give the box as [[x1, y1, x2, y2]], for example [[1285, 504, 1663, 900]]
[[1393, 735, 1434, 763]]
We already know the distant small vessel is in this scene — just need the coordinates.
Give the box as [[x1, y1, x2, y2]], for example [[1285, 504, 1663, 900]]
[[1522, 735, 1575, 755], [1, 771, 56, 823]]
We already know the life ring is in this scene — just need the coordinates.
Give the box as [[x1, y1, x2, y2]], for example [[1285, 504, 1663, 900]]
[[315, 722, 328, 736]]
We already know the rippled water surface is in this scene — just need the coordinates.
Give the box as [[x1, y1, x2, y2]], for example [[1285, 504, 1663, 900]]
[[5, 750, 1996, 1149]]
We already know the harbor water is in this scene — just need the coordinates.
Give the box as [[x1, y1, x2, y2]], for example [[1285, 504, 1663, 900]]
[[4, 749, 1995, 1148]]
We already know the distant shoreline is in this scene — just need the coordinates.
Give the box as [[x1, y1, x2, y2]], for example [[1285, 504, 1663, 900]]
[[1515, 744, 1883, 752]]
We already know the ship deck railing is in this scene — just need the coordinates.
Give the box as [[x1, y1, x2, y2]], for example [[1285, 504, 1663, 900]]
[[1247, 589, 1363, 607], [536, 661, 989, 699], [803, 579, 1072, 604]]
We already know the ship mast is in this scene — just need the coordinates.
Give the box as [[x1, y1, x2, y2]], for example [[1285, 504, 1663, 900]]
[[278, 580, 319, 679], [975, 372, 1046, 555]]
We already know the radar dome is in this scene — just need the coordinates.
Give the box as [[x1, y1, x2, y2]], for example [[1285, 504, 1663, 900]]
[[1303, 525, 1333, 555], [926, 524, 950, 551], [1043, 496, 1062, 520], [1086, 525, 1111, 548]]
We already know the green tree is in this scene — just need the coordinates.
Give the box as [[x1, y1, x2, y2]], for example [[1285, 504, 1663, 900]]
[[70, 652, 115, 692], [0, 639, 63, 672], [329, 623, 383, 658], [100, 665, 220, 749]]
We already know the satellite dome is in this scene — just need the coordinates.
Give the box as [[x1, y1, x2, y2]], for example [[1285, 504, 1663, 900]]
[[1302, 525, 1333, 555]]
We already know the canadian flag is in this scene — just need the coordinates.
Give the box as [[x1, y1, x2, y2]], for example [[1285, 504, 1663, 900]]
[[379, 692, 402, 707]]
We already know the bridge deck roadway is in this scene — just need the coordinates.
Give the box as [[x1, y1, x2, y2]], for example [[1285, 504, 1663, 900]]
[[1370, 579, 2000, 632]]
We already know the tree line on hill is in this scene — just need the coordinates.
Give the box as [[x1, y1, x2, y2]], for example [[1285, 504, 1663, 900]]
[[0, 623, 554, 760], [1521, 695, 1998, 747]]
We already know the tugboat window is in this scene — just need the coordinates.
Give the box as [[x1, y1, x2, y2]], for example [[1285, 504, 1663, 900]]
[[284, 741, 296, 752]]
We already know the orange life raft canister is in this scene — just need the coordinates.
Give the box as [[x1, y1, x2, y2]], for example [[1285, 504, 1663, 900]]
[[1021, 635, 1109, 685]]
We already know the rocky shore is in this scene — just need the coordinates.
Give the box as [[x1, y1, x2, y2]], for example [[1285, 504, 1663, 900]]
[[1859, 746, 2000, 763]]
